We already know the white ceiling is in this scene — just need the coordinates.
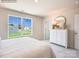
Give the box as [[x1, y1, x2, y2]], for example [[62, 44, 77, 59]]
[[0, 0, 79, 16]]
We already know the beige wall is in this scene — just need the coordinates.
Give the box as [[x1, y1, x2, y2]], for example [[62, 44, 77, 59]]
[[44, 8, 79, 48], [0, 8, 44, 40]]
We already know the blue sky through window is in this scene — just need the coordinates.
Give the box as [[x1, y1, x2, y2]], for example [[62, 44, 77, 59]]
[[9, 16, 32, 27], [22, 18, 31, 27], [9, 16, 21, 25]]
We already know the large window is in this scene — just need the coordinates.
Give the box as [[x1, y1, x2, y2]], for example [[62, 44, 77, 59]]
[[8, 16, 32, 38]]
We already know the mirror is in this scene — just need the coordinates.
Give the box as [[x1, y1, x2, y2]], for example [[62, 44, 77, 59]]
[[52, 16, 66, 29], [55, 16, 66, 24]]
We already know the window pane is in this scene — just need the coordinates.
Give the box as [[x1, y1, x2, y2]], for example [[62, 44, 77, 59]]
[[8, 16, 21, 38], [8, 16, 32, 39], [22, 18, 32, 36]]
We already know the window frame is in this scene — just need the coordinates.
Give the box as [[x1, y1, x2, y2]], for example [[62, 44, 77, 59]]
[[7, 15, 33, 39]]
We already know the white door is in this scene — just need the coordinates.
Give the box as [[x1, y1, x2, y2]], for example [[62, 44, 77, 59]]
[[74, 15, 79, 49]]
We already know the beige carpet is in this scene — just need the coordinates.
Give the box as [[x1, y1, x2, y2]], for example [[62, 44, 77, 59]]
[[50, 44, 79, 58]]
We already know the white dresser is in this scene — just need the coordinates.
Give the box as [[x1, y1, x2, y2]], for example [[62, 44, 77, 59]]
[[50, 29, 68, 48]]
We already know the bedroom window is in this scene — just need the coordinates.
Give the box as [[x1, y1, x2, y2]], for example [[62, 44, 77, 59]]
[[8, 16, 32, 38]]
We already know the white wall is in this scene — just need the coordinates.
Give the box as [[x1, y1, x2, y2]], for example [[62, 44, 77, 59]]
[[0, 8, 44, 40], [44, 8, 79, 48]]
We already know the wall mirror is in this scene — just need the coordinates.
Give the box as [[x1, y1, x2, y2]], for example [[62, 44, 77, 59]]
[[55, 16, 66, 24], [53, 16, 66, 29]]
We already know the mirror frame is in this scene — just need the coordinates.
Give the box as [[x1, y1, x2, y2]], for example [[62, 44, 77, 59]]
[[55, 16, 66, 24]]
